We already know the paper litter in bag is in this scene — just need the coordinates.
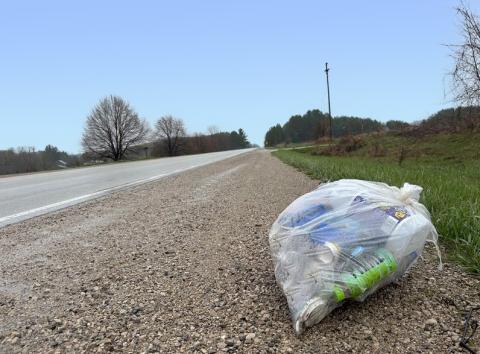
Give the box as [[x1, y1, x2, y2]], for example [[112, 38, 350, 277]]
[[268, 179, 441, 334]]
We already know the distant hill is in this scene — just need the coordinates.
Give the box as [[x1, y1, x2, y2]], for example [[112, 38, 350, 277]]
[[264, 107, 480, 147], [306, 131, 480, 164], [410, 106, 480, 136]]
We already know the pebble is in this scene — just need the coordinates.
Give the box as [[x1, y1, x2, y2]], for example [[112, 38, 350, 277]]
[[424, 318, 438, 331], [245, 333, 256, 344]]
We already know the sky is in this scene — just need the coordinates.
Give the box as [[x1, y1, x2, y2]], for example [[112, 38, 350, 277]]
[[0, 0, 477, 153]]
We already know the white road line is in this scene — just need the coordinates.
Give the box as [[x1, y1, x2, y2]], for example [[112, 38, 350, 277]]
[[0, 172, 165, 225]]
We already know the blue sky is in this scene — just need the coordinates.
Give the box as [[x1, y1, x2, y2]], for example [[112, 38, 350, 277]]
[[0, 0, 475, 152]]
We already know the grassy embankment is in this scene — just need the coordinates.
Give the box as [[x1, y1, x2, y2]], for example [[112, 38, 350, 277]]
[[272, 132, 480, 273]]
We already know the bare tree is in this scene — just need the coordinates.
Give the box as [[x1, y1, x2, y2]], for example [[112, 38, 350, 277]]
[[82, 95, 149, 161], [155, 116, 186, 156], [450, 3, 480, 105], [207, 125, 219, 135]]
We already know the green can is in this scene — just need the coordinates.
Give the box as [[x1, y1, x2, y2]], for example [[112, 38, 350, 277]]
[[333, 248, 397, 303]]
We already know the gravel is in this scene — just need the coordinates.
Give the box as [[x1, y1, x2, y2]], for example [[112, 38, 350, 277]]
[[0, 150, 478, 353]]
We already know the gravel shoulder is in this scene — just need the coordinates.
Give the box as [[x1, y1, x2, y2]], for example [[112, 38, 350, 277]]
[[0, 150, 478, 353]]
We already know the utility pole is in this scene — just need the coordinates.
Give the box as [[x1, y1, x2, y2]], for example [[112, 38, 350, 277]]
[[325, 62, 333, 141]]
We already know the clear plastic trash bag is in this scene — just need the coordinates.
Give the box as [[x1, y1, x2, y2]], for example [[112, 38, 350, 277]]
[[269, 179, 442, 334]]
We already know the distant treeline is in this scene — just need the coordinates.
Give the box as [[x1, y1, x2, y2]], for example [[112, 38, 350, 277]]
[[150, 129, 251, 157], [0, 129, 251, 176], [413, 106, 480, 135], [0, 145, 81, 175], [265, 107, 480, 146], [264, 110, 384, 146], [1, 93, 254, 175]]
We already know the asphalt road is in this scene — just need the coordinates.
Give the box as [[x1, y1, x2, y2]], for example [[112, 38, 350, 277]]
[[0, 148, 254, 227]]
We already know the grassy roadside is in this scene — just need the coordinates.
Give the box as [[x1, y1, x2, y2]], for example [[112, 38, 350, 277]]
[[272, 148, 480, 273]]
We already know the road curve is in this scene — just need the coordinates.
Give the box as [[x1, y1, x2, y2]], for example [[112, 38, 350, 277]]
[[0, 148, 254, 227]]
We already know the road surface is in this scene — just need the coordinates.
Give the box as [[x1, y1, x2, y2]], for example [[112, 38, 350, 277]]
[[0, 149, 253, 227], [0, 150, 477, 353]]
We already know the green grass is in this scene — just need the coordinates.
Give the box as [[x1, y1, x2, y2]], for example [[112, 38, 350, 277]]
[[267, 141, 317, 149], [272, 138, 480, 273], [317, 132, 480, 163]]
